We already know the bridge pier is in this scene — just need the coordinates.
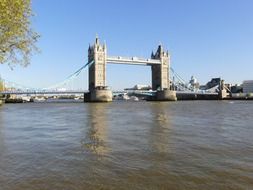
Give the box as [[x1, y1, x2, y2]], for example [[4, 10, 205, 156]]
[[84, 89, 112, 102], [218, 80, 230, 100], [155, 90, 177, 101], [147, 89, 177, 101], [219, 89, 228, 100]]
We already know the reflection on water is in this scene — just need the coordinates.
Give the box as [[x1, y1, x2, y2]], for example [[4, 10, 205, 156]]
[[82, 103, 109, 156], [149, 103, 172, 153], [0, 112, 5, 160], [0, 101, 253, 190]]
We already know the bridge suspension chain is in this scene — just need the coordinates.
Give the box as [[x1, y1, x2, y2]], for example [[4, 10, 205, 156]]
[[2, 60, 209, 93], [170, 67, 193, 92], [43, 60, 92, 90], [2, 60, 94, 92]]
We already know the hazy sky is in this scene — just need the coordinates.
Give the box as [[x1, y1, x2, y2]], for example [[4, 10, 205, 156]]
[[1, 0, 253, 90]]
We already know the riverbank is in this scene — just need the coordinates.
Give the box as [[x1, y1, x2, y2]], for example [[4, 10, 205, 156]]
[[5, 98, 24, 103], [0, 94, 3, 105], [2, 93, 253, 104]]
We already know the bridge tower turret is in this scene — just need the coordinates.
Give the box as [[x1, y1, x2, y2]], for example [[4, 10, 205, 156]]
[[151, 44, 170, 90], [85, 36, 112, 102], [151, 45, 177, 101], [88, 36, 107, 90]]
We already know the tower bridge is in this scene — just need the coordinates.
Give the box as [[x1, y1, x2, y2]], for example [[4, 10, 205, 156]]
[[0, 36, 229, 102], [85, 36, 176, 102]]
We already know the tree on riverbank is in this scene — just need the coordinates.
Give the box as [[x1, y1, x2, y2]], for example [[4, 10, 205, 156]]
[[0, 0, 39, 67], [0, 76, 3, 105], [0, 80, 4, 92]]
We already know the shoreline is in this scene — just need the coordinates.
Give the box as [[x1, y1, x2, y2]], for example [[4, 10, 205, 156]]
[[2, 97, 253, 104]]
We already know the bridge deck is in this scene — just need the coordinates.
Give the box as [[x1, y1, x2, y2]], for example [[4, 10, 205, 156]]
[[107, 56, 161, 66], [0, 90, 218, 96], [0, 91, 87, 95]]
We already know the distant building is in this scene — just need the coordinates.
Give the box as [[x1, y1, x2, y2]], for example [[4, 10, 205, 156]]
[[231, 84, 243, 93], [243, 80, 253, 93], [125, 84, 152, 91], [206, 78, 221, 89], [189, 76, 200, 89], [200, 78, 221, 90]]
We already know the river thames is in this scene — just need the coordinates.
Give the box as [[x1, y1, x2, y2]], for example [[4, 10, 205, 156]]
[[0, 101, 252, 190]]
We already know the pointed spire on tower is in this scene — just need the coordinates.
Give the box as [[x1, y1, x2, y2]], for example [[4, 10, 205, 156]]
[[151, 51, 154, 58], [95, 34, 99, 45], [103, 40, 107, 50], [159, 43, 163, 53]]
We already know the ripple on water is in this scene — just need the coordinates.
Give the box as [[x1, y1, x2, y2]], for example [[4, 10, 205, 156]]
[[0, 101, 253, 190]]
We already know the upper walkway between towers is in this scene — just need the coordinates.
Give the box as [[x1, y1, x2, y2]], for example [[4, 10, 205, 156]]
[[107, 56, 161, 66]]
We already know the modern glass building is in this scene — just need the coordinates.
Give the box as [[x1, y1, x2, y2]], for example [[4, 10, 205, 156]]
[[243, 80, 253, 93]]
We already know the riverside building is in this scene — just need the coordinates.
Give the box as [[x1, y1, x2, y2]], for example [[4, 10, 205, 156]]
[[243, 80, 253, 93]]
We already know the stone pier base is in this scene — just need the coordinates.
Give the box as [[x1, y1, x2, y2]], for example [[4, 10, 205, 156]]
[[148, 90, 177, 101], [219, 89, 229, 100], [84, 89, 112, 102], [156, 90, 177, 101]]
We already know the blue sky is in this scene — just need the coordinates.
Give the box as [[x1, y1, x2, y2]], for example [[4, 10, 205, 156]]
[[1, 0, 253, 90]]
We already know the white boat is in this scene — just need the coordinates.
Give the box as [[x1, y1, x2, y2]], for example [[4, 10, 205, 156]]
[[122, 93, 130, 100], [74, 97, 83, 100], [130, 96, 139, 101], [21, 96, 32, 102], [114, 93, 130, 100], [34, 97, 46, 102]]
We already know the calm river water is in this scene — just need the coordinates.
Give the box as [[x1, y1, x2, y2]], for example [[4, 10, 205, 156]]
[[0, 101, 253, 190]]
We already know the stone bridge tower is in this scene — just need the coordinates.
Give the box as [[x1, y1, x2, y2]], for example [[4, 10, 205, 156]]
[[85, 36, 112, 102], [151, 45, 177, 101], [88, 36, 107, 90], [151, 45, 170, 91]]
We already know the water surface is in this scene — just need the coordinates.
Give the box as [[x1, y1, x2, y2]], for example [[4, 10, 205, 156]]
[[0, 101, 253, 190]]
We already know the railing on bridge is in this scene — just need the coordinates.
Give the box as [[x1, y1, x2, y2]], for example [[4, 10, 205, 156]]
[[1, 58, 220, 96], [0, 87, 219, 96], [0, 90, 88, 95], [107, 56, 161, 66]]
